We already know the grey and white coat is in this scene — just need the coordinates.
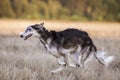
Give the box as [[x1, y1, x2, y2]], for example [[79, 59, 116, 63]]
[[20, 23, 114, 73]]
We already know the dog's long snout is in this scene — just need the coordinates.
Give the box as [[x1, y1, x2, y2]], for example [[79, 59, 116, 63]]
[[20, 32, 24, 38]]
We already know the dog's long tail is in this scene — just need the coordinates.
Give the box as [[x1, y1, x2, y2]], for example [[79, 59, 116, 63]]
[[94, 48, 114, 67]]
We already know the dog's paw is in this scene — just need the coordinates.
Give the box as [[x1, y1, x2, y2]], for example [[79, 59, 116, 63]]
[[68, 63, 76, 67]]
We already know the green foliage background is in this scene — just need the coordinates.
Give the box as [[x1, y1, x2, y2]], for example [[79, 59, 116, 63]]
[[0, 0, 120, 21]]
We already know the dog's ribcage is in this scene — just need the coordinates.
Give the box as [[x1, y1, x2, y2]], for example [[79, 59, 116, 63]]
[[43, 38, 61, 57], [44, 38, 78, 58], [45, 44, 61, 57], [44, 40, 82, 60]]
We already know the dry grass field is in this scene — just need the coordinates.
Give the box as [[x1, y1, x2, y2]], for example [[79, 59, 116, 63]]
[[0, 20, 120, 80]]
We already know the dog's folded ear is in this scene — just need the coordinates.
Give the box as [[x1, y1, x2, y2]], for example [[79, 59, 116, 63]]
[[34, 22, 44, 30], [37, 22, 44, 29]]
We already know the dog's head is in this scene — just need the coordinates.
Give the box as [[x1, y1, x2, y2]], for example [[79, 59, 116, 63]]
[[20, 22, 45, 40]]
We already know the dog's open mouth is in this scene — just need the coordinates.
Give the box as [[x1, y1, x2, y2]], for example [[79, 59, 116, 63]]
[[24, 34, 32, 40]]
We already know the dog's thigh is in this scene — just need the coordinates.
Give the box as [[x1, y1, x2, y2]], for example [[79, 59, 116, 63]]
[[84, 52, 94, 65], [72, 53, 80, 64]]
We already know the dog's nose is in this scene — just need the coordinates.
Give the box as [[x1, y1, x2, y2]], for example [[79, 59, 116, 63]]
[[20, 35, 23, 38]]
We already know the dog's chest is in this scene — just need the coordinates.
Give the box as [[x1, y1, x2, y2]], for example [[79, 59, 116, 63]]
[[45, 44, 61, 57]]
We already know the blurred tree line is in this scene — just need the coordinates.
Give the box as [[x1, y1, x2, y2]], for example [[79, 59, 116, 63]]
[[0, 0, 120, 21]]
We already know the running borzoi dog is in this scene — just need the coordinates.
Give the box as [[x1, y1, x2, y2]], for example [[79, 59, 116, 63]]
[[20, 23, 114, 73]]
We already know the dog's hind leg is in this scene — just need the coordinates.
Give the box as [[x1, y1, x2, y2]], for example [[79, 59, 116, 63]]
[[83, 52, 94, 65], [79, 47, 90, 68]]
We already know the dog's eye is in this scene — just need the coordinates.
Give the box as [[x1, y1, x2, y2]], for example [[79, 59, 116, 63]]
[[28, 28, 32, 31]]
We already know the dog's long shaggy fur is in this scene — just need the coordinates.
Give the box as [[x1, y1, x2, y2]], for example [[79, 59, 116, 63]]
[[20, 23, 114, 73]]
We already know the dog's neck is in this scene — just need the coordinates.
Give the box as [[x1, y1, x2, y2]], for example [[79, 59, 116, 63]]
[[37, 28, 61, 46], [38, 29, 53, 45]]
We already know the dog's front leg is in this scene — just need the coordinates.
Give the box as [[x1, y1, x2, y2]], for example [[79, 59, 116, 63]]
[[50, 65, 65, 73], [57, 56, 66, 65], [51, 57, 66, 73]]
